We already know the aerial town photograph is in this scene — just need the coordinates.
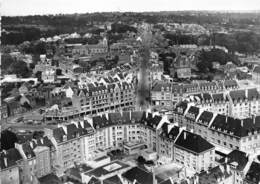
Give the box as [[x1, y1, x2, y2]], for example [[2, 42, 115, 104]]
[[0, 0, 260, 183]]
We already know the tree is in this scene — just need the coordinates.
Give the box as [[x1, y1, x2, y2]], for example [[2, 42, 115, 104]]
[[1, 130, 18, 150], [8, 60, 32, 78], [137, 156, 146, 164]]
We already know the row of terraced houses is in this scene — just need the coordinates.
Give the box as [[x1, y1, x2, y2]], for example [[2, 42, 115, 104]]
[[1, 111, 215, 184]]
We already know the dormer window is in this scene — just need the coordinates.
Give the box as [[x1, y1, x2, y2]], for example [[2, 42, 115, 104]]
[[63, 135, 67, 141]]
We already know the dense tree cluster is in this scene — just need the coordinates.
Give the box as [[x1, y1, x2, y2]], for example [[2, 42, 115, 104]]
[[159, 52, 176, 74], [196, 49, 239, 73], [1, 130, 18, 150], [164, 32, 197, 45], [110, 23, 137, 33], [2, 54, 32, 77]]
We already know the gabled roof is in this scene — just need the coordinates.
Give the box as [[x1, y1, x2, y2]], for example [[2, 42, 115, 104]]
[[122, 167, 163, 184], [247, 88, 259, 100], [229, 90, 246, 101], [103, 175, 123, 184], [174, 102, 188, 115], [198, 164, 232, 182], [253, 65, 260, 73], [88, 177, 101, 184], [197, 111, 214, 126], [175, 130, 214, 154], [210, 114, 260, 138], [185, 106, 200, 120], [0, 148, 23, 169], [53, 127, 66, 142], [219, 150, 248, 171], [212, 93, 226, 102], [160, 123, 180, 141]]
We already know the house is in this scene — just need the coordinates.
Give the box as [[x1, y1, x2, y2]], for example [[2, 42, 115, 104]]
[[197, 164, 233, 184], [174, 130, 215, 172], [122, 166, 163, 184], [0, 148, 23, 184]]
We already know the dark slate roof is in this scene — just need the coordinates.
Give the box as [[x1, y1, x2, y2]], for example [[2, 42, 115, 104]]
[[22, 141, 36, 158], [198, 164, 232, 183], [199, 81, 218, 89], [230, 89, 246, 101], [0, 148, 23, 169], [92, 111, 146, 130], [152, 82, 172, 92], [212, 93, 226, 102], [185, 106, 200, 121], [247, 88, 259, 100], [67, 124, 79, 140], [143, 113, 162, 130], [158, 179, 173, 184], [160, 124, 180, 141], [224, 80, 238, 88], [219, 150, 248, 171], [253, 65, 260, 73], [202, 93, 212, 101], [38, 173, 62, 184], [197, 111, 214, 126], [210, 114, 260, 138], [245, 162, 260, 184], [175, 130, 214, 154], [35, 136, 54, 149], [122, 167, 163, 184], [87, 177, 101, 184], [174, 102, 188, 115], [103, 175, 123, 184], [53, 127, 66, 143]]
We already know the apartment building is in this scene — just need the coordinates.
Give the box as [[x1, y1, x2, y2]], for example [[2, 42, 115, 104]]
[[151, 80, 238, 106], [228, 88, 260, 119], [0, 148, 23, 184], [44, 81, 136, 121], [15, 136, 54, 183], [174, 130, 215, 172], [72, 82, 135, 114], [252, 65, 260, 86], [157, 122, 181, 163], [44, 120, 95, 175], [185, 88, 260, 119], [87, 111, 164, 152], [174, 101, 260, 154]]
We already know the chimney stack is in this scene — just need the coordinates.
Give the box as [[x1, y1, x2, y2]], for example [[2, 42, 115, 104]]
[[4, 157, 7, 167], [252, 114, 256, 124], [184, 132, 187, 140]]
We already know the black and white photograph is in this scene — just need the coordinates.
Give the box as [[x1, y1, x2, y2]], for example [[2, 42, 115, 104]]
[[1, 0, 260, 183]]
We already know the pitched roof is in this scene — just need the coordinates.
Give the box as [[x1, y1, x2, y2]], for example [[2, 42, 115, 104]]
[[103, 175, 123, 184], [175, 130, 214, 154], [88, 177, 101, 184], [212, 93, 226, 102], [220, 150, 248, 171], [253, 65, 260, 73], [122, 167, 163, 184], [198, 164, 232, 183], [197, 111, 214, 126], [210, 114, 260, 138], [229, 89, 246, 101], [174, 102, 188, 115], [0, 148, 23, 169]]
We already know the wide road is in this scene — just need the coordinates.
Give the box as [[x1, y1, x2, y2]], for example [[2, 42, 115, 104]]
[[136, 24, 153, 110]]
